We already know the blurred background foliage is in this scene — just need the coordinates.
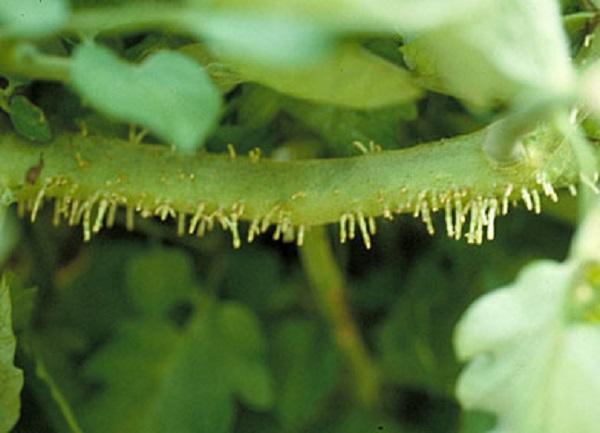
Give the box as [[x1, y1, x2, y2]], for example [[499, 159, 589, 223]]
[[0, 0, 594, 432], [4, 183, 575, 433]]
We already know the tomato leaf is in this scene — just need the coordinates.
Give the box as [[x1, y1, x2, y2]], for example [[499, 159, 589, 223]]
[[269, 319, 340, 430], [233, 44, 419, 109], [9, 95, 53, 142], [208, 0, 483, 33], [125, 248, 198, 318], [195, 11, 334, 67], [0, 0, 68, 38], [70, 42, 222, 153], [0, 275, 24, 432], [455, 259, 600, 433], [80, 302, 273, 433], [402, 0, 574, 105]]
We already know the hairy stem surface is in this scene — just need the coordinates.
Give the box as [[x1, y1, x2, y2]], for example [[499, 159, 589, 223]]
[[0, 124, 594, 247]]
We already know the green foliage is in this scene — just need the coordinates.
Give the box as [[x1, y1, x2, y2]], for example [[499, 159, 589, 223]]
[[0, 1, 599, 433], [376, 243, 484, 396], [0, 0, 68, 38], [80, 307, 273, 433], [197, 11, 334, 67], [125, 248, 198, 318], [232, 43, 419, 109], [269, 319, 340, 430], [8, 95, 52, 142], [0, 275, 23, 432], [73, 248, 273, 433], [455, 255, 600, 433], [71, 42, 222, 153], [402, 0, 574, 105]]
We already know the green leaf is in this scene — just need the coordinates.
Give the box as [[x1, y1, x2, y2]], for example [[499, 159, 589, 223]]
[[80, 301, 273, 433], [455, 260, 600, 433], [376, 242, 485, 396], [0, 275, 24, 432], [125, 248, 198, 318], [9, 95, 53, 142], [209, 0, 483, 33], [269, 319, 340, 430], [0, 0, 68, 38], [234, 44, 419, 109], [178, 43, 244, 93], [190, 11, 334, 67], [223, 247, 286, 312], [70, 42, 222, 153], [8, 284, 36, 333], [402, 0, 575, 105], [235, 85, 281, 129], [47, 242, 141, 343]]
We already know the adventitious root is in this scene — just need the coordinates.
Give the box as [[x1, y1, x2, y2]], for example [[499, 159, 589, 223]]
[[0, 125, 596, 249]]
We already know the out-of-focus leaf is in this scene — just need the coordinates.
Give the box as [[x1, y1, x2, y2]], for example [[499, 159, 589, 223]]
[[455, 260, 600, 433], [80, 302, 273, 433], [47, 242, 141, 343], [235, 85, 281, 129], [178, 43, 243, 93], [234, 44, 419, 109], [0, 0, 68, 38], [9, 95, 53, 142], [9, 284, 36, 333], [192, 11, 334, 67], [376, 243, 484, 396], [70, 42, 222, 153], [269, 319, 340, 430], [209, 0, 484, 33], [0, 275, 23, 432], [402, 0, 574, 105], [125, 248, 198, 318], [224, 247, 285, 313]]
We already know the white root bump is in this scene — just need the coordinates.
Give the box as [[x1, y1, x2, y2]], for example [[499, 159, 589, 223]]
[[568, 184, 578, 196], [328, 173, 598, 248], [357, 211, 371, 250]]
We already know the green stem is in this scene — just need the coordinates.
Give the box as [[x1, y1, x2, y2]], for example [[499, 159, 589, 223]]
[[483, 95, 576, 165], [0, 123, 594, 246], [299, 226, 381, 408], [0, 43, 70, 82]]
